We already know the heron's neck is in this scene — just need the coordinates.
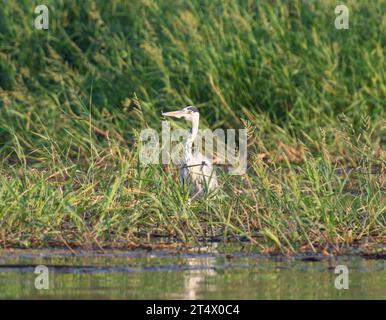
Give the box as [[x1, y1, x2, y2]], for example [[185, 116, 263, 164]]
[[184, 116, 199, 164]]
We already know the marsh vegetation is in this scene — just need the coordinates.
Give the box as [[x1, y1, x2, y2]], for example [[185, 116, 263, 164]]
[[0, 1, 384, 255]]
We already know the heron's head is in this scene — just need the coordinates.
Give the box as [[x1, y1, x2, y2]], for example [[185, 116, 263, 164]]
[[162, 106, 199, 122]]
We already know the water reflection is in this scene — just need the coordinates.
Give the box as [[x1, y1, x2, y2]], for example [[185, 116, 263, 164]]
[[183, 257, 217, 299], [0, 248, 384, 299]]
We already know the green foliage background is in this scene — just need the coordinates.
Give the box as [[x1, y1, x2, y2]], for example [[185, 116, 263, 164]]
[[0, 0, 384, 251], [1, 1, 384, 148]]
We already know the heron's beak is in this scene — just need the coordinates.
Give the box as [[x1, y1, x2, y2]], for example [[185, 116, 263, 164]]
[[162, 110, 186, 119]]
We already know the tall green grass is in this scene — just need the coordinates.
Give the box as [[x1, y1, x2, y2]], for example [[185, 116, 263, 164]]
[[0, 0, 384, 253]]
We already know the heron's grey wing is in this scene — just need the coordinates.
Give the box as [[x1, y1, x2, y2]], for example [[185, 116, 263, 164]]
[[190, 153, 218, 192], [202, 159, 218, 191]]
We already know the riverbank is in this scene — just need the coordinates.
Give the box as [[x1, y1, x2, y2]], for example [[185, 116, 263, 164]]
[[1, 157, 384, 254]]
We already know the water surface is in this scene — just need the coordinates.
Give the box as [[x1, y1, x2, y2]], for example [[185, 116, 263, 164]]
[[0, 248, 384, 299]]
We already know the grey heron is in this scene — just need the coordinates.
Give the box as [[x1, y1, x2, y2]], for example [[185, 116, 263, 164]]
[[162, 106, 218, 198]]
